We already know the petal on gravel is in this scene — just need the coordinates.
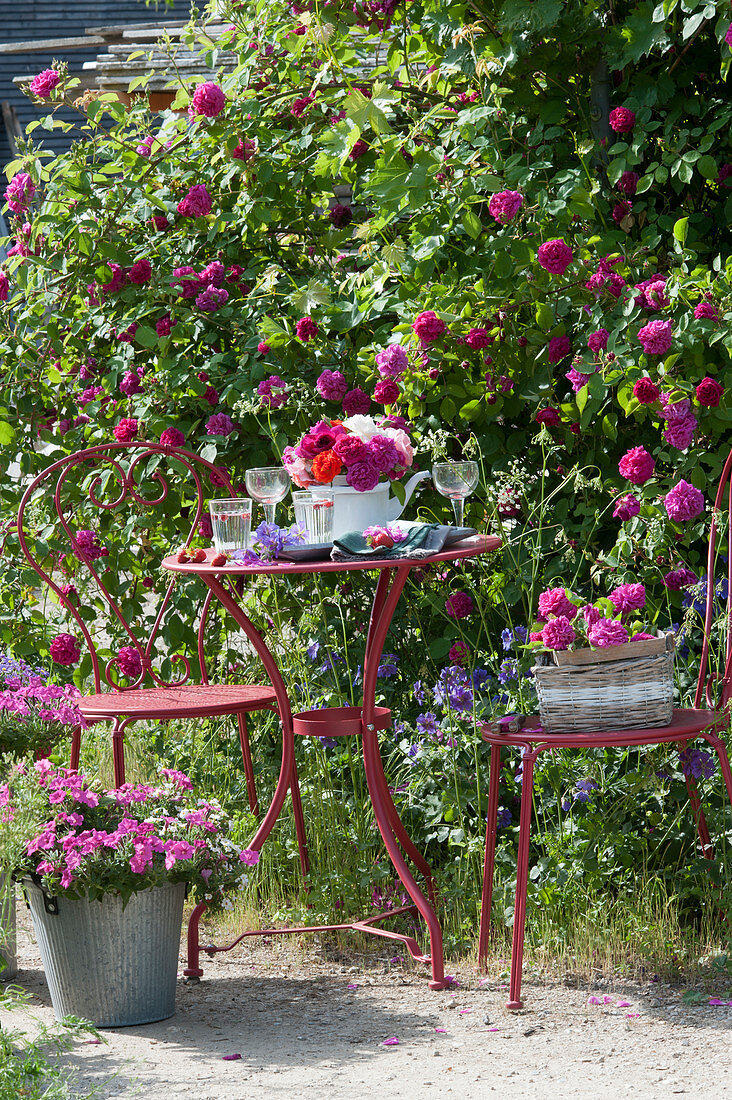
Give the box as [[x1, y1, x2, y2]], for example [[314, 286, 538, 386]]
[[382, 1036, 399, 1046], [347, 983, 358, 990], [459, 1008, 472, 1015], [487, 1027, 499, 1032], [222, 1053, 242, 1061], [587, 996, 601, 1005], [625, 1013, 641, 1019], [616, 1000, 631, 1008], [435, 1027, 448, 1033], [603, 996, 614, 1004]]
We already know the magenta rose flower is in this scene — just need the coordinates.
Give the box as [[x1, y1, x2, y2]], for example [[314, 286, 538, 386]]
[[206, 413, 235, 437], [588, 619, 629, 647], [663, 414, 697, 451], [664, 480, 704, 522], [257, 341, 271, 354], [374, 379, 400, 405], [73, 530, 105, 562], [587, 329, 609, 354], [725, 21, 732, 47], [535, 407, 561, 427], [368, 435, 400, 473], [342, 387, 371, 416], [296, 316, 318, 342], [113, 418, 139, 443], [609, 583, 646, 614], [618, 446, 655, 485], [50, 633, 81, 666], [349, 139, 369, 159], [196, 286, 229, 313], [160, 427, 185, 447], [663, 567, 696, 591], [465, 328, 492, 349], [29, 68, 60, 98], [633, 378, 659, 404], [609, 106, 635, 133], [696, 377, 724, 407], [257, 375, 288, 409], [618, 171, 639, 196], [449, 641, 470, 667], [232, 138, 256, 161], [4, 172, 36, 213], [0, 270, 9, 302], [612, 201, 632, 224], [177, 184, 212, 218], [613, 494, 641, 521], [329, 203, 352, 227], [375, 344, 408, 378], [345, 459, 379, 492], [200, 261, 225, 287], [317, 370, 349, 402], [547, 335, 572, 363], [541, 616, 576, 650], [538, 587, 578, 621], [445, 592, 474, 619], [412, 310, 446, 343], [537, 239, 573, 275], [694, 302, 719, 322], [333, 434, 369, 466], [116, 646, 143, 679], [637, 319, 672, 356], [128, 259, 152, 285], [156, 314, 175, 337], [191, 81, 226, 118], [488, 190, 523, 224]]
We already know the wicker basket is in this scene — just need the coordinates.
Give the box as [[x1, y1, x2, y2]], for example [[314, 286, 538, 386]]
[[533, 633, 675, 733]]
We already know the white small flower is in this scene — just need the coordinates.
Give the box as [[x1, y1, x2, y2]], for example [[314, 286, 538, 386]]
[[342, 414, 379, 441]]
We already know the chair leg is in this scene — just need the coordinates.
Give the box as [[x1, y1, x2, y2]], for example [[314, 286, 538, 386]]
[[112, 721, 126, 787], [507, 749, 539, 1011], [184, 901, 206, 979], [705, 732, 732, 812], [478, 743, 503, 967], [69, 725, 82, 772], [236, 713, 259, 817], [290, 758, 310, 877]]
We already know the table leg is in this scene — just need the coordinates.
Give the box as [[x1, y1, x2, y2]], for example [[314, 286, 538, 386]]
[[361, 565, 447, 990], [507, 746, 540, 1010], [478, 742, 502, 966]]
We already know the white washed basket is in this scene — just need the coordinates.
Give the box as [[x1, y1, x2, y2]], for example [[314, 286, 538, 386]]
[[533, 633, 675, 733]]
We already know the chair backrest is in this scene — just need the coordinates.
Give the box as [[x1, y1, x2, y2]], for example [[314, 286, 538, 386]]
[[694, 449, 732, 712], [16, 442, 239, 693]]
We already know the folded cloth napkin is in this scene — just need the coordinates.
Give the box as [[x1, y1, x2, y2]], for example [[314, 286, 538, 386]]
[[331, 523, 468, 562]]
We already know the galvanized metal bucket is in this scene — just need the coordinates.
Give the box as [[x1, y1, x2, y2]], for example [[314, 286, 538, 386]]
[[24, 879, 185, 1027], [0, 873, 17, 980]]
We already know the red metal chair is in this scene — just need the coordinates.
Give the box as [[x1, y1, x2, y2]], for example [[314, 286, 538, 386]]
[[15, 441, 279, 800], [479, 450, 732, 1009]]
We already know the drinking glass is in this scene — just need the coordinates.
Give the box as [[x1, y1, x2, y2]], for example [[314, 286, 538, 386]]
[[431, 461, 479, 527], [245, 468, 291, 526], [292, 491, 314, 541], [307, 488, 335, 544], [209, 498, 252, 554]]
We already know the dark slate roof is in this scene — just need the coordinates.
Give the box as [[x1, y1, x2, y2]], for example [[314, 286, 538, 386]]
[[0, 1, 197, 168]]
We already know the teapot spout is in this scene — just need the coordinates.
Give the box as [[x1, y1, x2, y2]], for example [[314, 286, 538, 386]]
[[387, 469, 431, 521]]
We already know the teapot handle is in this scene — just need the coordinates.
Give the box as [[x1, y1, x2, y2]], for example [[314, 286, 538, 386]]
[[389, 469, 431, 520]]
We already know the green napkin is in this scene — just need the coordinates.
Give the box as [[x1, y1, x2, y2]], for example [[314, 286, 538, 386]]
[[332, 523, 448, 561]]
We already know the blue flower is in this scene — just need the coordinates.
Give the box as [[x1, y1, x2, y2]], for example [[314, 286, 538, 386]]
[[433, 665, 474, 712], [377, 653, 399, 678], [306, 641, 321, 661], [679, 747, 716, 780], [472, 668, 490, 691], [413, 680, 426, 705], [416, 711, 439, 736], [498, 658, 519, 685], [497, 806, 512, 828], [501, 628, 513, 651]]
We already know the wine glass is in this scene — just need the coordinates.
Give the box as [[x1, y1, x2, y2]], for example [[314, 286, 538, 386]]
[[245, 467, 291, 526], [432, 460, 479, 527]]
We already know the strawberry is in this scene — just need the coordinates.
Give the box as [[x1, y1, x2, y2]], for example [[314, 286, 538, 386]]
[[192, 548, 207, 563], [211, 553, 227, 567], [371, 531, 394, 549]]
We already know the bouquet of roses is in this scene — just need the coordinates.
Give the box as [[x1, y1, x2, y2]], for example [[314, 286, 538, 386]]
[[528, 583, 657, 652], [283, 414, 414, 492], [0, 760, 259, 909]]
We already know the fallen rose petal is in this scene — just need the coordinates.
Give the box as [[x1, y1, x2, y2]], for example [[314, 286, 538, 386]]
[[616, 1000, 631, 1008], [459, 1008, 472, 1015], [435, 1027, 447, 1033], [381, 1036, 399, 1046], [222, 1053, 242, 1061], [587, 996, 601, 1005], [488, 1027, 500, 1032], [84, 1039, 102, 1045], [347, 983, 358, 990], [603, 995, 614, 1004], [625, 1013, 641, 1019], [478, 977, 491, 987], [708, 998, 727, 1006]]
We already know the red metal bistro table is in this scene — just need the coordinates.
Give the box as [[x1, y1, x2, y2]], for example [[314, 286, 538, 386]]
[[163, 534, 500, 990]]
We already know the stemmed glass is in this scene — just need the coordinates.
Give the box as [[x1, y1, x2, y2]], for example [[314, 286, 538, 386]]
[[432, 460, 479, 527], [245, 467, 291, 526]]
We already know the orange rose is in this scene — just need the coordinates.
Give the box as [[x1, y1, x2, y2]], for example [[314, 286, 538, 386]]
[[311, 449, 342, 483]]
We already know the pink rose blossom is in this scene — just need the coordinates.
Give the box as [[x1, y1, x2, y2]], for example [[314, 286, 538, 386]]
[[345, 459, 379, 492], [588, 619, 629, 647], [637, 319, 672, 356], [128, 259, 152, 285], [196, 286, 229, 312], [547, 335, 572, 363], [349, 139, 369, 159], [0, 270, 8, 302], [696, 377, 723, 407], [618, 446, 655, 485], [566, 367, 592, 393], [609, 583, 646, 614], [538, 587, 578, 621], [329, 203, 352, 227], [199, 261, 225, 287], [50, 633, 81, 666], [296, 316, 318, 342], [232, 138, 256, 160], [206, 413, 235, 437], [537, 239, 573, 275], [725, 22, 732, 47], [445, 592, 474, 619], [101, 263, 125, 294], [156, 314, 175, 337], [618, 171, 639, 196], [535, 407, 560, 427], [113, 418, 139, 443], [663, 414, 697, 451], [160, 427, 185, 447], [376, 344, 408, 378], [317, 370, 348, 402], [465, 328, 492, 349], [29, 68, 60, 98], [191, 81, 226, 118], [412, 311, 446, 343], [612, 201, 632, 224], [541, 616, 575, 650], [587, 329, 609, 354], [116, 646, 143, 679], [374, 379, 400, 405], [613, 494, 641, 521], [663, 567, 696, 591], [694, 302, 719, 322], [609, 107, 635, 133], [633, 378, 659, 404], [177, 184, 212, 218], [449, 641, 470, 666], [488, 190, 523, 224], [257, 341, 271, 354], [664, 480, 704, 522], [343, 388, 371, 416], [257, 375, 288, 409], [5, 173, 36, 213]]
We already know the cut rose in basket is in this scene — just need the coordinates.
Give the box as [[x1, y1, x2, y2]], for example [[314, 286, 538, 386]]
[[527, 583, 656, 651]]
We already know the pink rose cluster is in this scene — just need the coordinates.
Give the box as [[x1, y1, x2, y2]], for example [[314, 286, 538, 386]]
[[637, 319, 672, 356], [283, 414, 414, 493], [585, 254, 626, 301], [177, 184, 212, 218], [412, 311, 446, 344], [660, 392, 697, 452], [190, 81, 226, 118], [537, 238, 574, 275], [4, 172, 36, 213], [257, 375, 288, 409], [170, 260, 238, 313], [635, 274, 668, 310], [531, 582, 651, 651]]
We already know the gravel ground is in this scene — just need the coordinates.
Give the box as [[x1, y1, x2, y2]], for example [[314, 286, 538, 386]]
[[3, 904, 732, 1099]]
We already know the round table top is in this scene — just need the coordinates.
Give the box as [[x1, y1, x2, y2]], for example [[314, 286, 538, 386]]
[[162, 533, 501, 577]]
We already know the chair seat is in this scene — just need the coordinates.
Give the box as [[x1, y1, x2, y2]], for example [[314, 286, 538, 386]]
[[481, 708, 719, 746], [80, 682, 278, 720]]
